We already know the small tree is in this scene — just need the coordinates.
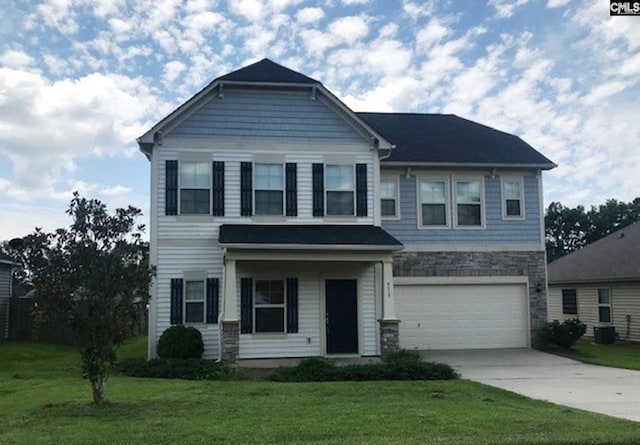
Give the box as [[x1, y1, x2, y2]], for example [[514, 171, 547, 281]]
[[11, 192, 154, 405]]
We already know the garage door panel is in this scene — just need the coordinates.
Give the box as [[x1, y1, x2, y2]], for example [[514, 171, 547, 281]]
[[395, 283, 528, 350]]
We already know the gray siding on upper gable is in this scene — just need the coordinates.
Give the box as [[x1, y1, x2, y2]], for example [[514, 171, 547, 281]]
[[382, 174, 542, 246], [167, 88, 365, 143]]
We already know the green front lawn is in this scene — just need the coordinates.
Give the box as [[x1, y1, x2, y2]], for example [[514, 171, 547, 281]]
[[1, 339, 639, 445], [549, 338, 640, 370]]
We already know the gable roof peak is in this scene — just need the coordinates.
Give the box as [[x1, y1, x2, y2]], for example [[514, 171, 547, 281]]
[[215, 58, 321, 85]]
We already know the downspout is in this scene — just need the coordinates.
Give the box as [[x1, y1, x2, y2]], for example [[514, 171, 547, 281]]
[[217, 248, 227, 363]]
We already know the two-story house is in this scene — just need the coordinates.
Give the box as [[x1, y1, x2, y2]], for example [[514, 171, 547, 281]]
[[138, 59, 555, 361]]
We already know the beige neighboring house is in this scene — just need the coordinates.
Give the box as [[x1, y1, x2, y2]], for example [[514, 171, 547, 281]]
[[548, 222, 640, 341]]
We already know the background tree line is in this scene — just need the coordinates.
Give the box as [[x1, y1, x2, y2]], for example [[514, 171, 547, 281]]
[[545, 197, 640, 263]]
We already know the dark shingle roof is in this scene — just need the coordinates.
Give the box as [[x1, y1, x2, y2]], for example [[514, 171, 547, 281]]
[[548, 222, 640, 284], [219, 224, 402, 248], [357, 112, 556, 168], [216, 58, 321, 85]]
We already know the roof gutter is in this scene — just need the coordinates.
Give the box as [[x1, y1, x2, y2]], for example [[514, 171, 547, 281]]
[[380, 161, 558, 170]]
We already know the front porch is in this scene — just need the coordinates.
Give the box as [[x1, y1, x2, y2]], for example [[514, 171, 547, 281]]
[[217, 224, 403, 362]]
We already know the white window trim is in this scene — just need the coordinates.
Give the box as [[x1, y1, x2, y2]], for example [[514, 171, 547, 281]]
[[325, 164, 356, 217], [253, 162, 285, 216], [254, 278, 287, 334], [501, 176, 526, 221], [183, 278, 206, 325], [597, 287, 613, 323], [453, 176, 485, 229], [178, 161, 211, 216], [416, 175, 451, 230], [380, 175, 400, 220]]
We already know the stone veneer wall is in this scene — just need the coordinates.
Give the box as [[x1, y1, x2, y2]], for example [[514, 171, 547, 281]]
[[392, 251, 547, 347], [221, 321, 239, 362]]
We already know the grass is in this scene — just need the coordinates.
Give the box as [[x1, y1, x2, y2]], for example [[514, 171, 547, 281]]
[[1, 339, 640, 444], [548, 338, 640, 370]]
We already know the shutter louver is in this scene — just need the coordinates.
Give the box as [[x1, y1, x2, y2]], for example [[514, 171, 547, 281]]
[[165, 160, 178, 215], [212, 161, 225, 216], [170, 278, 183, 324], [285, 163, 297, 216], [240, 277, 253, 334], [286, 278, 299, 334], [240, 162, 253, 216], [312, 163, 324, 217], [356, 163, 367, 217], [206, 278, 219, 324]]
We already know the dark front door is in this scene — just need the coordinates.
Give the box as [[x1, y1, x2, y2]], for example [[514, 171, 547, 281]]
[[325, 279, 358, 354]]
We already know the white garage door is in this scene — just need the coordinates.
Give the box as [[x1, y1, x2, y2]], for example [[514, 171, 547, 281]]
[[395, 283, 529, 350]]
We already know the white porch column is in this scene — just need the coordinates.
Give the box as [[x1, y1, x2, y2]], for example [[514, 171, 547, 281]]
[[223, 258, 238, 321], [382, 260, 397, 320]]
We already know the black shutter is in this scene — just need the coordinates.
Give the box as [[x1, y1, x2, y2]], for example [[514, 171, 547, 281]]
[[206, 278, 219, 324], [240, 278, 253, 334], [286, 278, 298, 334], [240, 162, 253, 216], [212, 161, 225, 216], [165, 160, 178, 215], [356, 163, 367, 217], [170, 278, 183, 324], [312, 163, 324, 217], [285, 162, 297, 216]]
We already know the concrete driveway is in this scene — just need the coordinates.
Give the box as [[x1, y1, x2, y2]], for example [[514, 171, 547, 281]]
[[423, 348, 640, 422]]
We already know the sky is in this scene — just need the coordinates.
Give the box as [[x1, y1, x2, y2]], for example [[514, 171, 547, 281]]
[[0, 0, 639, 240]]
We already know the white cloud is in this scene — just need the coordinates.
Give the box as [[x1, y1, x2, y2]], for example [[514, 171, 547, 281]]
[[0, 68, 160, 200], [296, 7, 325, 24], [489, 0, 531, 18], [102, 185, 132, 196], [340, 0, 370, 4], [416, 18, 451, 53], [327, 15, 369, 45], [162, 61, 187, 86], [546, 0, 570, 7], [0, 50, 36, 69], [582, 80, 628, 105]]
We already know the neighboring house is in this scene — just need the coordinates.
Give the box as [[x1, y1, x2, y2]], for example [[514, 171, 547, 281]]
[[548, 222, 640, 341], [138, 59, 555, 361], [0, 252, 12, 339]]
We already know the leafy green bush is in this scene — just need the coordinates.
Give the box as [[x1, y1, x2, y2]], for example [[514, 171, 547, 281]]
[[269, 353, 458, 382], [539, 319, 587, 349], [157, 325, 204, 359], [116, 358, 241, 380]]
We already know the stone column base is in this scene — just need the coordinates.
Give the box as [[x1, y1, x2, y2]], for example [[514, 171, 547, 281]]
[[221, 321, 239, 362], [379, 319, 401, 358]]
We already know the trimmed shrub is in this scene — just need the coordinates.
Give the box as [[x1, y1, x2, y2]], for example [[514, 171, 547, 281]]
[[538, 319, 587, 349], [156, 326, 204, 359], [116, 358, 241, 380], [269, 354, 458, 382], [269, 357, 338, 382]]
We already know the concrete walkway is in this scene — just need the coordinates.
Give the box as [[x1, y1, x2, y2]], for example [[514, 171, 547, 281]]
[[423, 348, 640, 422]]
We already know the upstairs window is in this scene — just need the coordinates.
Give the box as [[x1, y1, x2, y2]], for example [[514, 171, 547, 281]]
[[326, 165, 354, 216], [180, 162, 210, 214], [420, 179, 448, 227], [503, 178, 524, 219], [562, 289, 577, 315], [380, 178, 398, 218], [598, 288, 612, 323], [254, 163, 284, 215], [454, 179, 483, 227]]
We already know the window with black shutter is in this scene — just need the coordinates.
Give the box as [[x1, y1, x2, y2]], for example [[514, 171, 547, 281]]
[[165, 160, 178, 215], [170, 278, 183, 324], [206, 278, 219, 324], [356, 163, 367, 216], [285, 163, 297, 216], [562, 289, 577, 315], [212, 161, 225, 216], [312, 163, 324, 216]]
